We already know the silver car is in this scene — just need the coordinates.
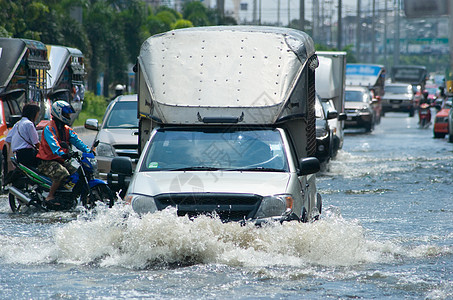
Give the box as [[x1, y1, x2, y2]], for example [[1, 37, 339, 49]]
[[381, 83, 415, 117], [84, 94, 139, 178]]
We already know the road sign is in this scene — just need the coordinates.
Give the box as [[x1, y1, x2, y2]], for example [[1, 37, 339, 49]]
[[403, 0, 448, 18]]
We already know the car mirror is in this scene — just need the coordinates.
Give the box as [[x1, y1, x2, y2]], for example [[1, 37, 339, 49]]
[[298, 157, 320, 176], [84, 118, 99, 131], [327, 110, 338, 120], [337, 113, 347, 121]]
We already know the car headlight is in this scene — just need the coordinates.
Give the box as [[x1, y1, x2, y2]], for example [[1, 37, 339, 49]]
[[96, 142, 116, 157], [125, 194, 158, 215], [255, 194, 293, 219], [360, 106, 370, 112]]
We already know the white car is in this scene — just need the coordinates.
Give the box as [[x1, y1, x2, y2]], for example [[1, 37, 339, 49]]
[[344, 86, 376, 132]]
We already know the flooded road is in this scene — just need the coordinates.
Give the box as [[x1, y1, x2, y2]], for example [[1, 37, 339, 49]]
[[0, 112, 452, 299]]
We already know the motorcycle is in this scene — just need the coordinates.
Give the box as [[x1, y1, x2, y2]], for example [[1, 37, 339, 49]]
[[418, 103, 431, 128], [7, 141, 115, 212]]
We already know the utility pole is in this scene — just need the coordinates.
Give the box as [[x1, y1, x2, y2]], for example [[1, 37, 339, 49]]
[[253, 0, 257, 24], [337, 0, 342, 50], [371, 0, 376, 63], [384, 0, 388, 68], [356, 0, 361, 62], [393, 0, 400, 66], [277, 0, 281, 26], [300, 0, 304, 31], [288, 0, 290, 27]]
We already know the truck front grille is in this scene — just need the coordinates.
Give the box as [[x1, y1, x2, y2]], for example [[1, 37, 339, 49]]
[[153, 193, 263, 222]]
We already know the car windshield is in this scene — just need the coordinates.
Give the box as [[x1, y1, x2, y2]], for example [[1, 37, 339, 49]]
[[385, 85, 411, 94], [104, 101, 138, 128], [141, 128, 289, 172], [345, 90, 367, 102]]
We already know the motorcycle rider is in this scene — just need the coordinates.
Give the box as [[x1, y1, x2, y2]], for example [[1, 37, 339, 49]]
[[5, 104, 41, 168], [36, 100, 90, 204]]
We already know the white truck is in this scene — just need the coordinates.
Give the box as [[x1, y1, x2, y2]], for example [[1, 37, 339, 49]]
[[316, 51, 347, 156], [112, 26, 322, 223]]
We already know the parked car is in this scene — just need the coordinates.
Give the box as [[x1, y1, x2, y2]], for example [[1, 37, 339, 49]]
[[84, 94, 139, 178], [321, 98, 346, 158], [433, 97, 452, 139], [381, 83, 416, 117], [315, 94, 335, 164], [344, 86, 376, 132]]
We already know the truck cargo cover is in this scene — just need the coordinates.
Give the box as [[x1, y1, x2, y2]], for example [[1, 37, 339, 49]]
[[138, 26, 316, 125], [46, 45, 84, 89], [0, 38, 50, 93]]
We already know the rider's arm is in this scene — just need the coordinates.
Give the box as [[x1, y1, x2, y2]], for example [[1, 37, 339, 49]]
[[68, 128, 90, 153], [43, 126, 66, 156]]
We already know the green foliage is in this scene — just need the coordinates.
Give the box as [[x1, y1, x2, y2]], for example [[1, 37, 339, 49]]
[[172, 19, 193, 30], [182, 2, 210, 27], [73, 91, 108, 126]]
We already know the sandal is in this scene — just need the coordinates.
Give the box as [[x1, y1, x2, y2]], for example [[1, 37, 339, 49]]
[[45, 198, 61, 206]]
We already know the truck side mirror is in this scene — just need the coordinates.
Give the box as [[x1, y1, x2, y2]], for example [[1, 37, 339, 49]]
[[298, 157, 320, 175], [326, 110, 338, 120], [110, 157, 133, 176], [84, 119, 99, 131], [338, 113, 347, 121]]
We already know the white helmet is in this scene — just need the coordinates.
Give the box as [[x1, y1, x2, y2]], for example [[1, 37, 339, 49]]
[[51, 100, 75, 125]]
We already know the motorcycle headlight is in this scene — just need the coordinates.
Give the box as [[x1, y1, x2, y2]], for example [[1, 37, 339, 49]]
[[255, 194, 293, 219], [125, 194, 158, 215], [96, 142, 116, 157]]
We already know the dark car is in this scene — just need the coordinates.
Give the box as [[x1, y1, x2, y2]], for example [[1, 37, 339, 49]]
[[315, 94, 337, 164]]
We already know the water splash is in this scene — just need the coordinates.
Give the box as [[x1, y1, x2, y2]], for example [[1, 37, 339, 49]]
[[2, 204, 450, 270]]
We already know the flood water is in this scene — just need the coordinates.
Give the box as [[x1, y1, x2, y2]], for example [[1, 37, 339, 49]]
[[0, 112, 452, 299]]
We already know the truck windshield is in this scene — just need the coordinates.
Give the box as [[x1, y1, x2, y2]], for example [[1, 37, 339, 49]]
[[141, 128, 289, 172]]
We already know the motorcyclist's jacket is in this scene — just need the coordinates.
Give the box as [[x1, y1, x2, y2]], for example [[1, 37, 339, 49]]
[[37, 120, 90, 163]]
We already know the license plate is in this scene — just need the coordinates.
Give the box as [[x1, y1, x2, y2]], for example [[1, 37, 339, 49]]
[[392, 104, 399, 108]]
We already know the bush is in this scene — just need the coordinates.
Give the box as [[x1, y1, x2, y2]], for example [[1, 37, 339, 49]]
[[73, 91, 108, 126]]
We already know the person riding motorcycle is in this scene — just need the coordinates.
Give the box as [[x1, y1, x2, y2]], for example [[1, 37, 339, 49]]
[[36, 100, 90, 204], [5, 104, 41, 168]]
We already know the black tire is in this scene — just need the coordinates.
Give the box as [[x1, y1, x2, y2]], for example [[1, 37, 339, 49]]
[[9, 192, 22, 212], [433, 132, 445, 139], [449, 133, 453, 143], [0, 150, 8, 194], [85, 184, 115, 209], [365, 122, 373, 133], [409, 109, 415, 117]]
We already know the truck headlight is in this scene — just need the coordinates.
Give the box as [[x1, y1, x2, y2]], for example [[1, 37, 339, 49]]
[[255, 194, 293, 218], [125, 194, 158, 215], [96, 142, 116, 157]]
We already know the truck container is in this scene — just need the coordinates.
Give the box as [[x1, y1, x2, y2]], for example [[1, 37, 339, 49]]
[[316, 51, 347, 156], [112, 26, 322, 223]]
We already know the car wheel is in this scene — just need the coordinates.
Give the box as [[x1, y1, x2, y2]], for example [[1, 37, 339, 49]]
[[433, 132, 445, 138], [449, 133, 453, 143]]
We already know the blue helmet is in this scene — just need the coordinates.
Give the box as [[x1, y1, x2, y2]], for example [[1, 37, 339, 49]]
[[51, 100, 75, 125]]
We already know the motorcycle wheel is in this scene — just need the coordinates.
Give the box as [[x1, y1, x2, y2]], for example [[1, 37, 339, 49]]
[[9, 192, 28, 213], [84, 184, 115, 209]]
